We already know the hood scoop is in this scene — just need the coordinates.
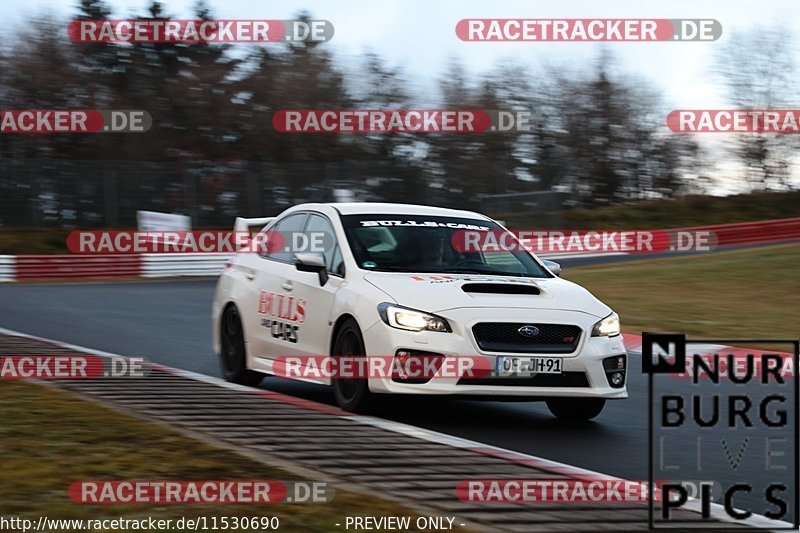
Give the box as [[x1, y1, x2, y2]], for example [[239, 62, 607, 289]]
[[461, 283, 540, 295]]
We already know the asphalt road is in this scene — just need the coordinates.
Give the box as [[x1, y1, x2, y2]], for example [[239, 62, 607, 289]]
[[0, 278, 795, 520]]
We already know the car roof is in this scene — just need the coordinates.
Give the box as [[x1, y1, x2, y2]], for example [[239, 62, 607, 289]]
[[292, 202, 491, 220]]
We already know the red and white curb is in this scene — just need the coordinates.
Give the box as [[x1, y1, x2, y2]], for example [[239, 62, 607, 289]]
[[0, 325, 793, 530]]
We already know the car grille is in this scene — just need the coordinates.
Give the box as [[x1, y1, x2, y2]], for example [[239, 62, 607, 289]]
[[472, 323, 581, 353], [457, 372, 590, 387]]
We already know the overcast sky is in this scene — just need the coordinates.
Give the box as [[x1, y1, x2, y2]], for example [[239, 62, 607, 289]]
[[2, 0, 799, 192], [2, 0, 798, 108]]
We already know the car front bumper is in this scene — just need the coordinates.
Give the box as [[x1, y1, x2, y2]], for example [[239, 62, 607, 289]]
[[361, 307, 629, 399]]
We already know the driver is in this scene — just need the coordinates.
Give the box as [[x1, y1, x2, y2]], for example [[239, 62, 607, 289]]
[[416, 230, 449, 266]]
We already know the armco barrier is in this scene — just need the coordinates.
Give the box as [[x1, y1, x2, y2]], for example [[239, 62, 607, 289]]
[[0, 217, 799, 282], [681, 217, 800, 247], [14, 255, 141, 281], [141, 253, 231, 278], [0, 256, 15, 282], [535, 217, 800, 259]]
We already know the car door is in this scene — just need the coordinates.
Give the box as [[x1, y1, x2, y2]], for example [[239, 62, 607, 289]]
[[244, 212, 308, 368], [286, 213, 345, 360]]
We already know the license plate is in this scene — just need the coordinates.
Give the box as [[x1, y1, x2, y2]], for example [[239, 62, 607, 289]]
[[496, 356, 562, 376]]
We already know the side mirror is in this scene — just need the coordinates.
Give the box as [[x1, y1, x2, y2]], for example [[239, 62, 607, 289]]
[[543, 259, 562, 277], [294, 252, 328, 286]]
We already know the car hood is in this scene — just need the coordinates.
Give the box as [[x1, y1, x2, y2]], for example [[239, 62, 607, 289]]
[[363, 273, 611, 318]]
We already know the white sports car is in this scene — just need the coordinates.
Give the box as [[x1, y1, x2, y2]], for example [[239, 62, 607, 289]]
[[212, 203, 628, 419]]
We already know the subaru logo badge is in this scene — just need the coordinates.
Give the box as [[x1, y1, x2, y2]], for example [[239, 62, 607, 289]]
[[518, 325, 540, 337]]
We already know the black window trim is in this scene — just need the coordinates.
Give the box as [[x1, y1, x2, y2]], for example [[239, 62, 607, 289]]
[[257, 211, 308, 264], [303, 212, 346, 279], [258, 210, 345, 279]]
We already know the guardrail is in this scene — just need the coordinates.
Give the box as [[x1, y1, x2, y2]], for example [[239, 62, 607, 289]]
[[0, 217, 798, 282], [0, 255, 15, 282], [534, 216, 800, 260], [683, 217, 800, 247], [14, 255, 141, 281], [141, 253, 231, 278]]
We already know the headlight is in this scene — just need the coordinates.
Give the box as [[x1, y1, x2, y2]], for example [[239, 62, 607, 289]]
[[377, 303, 452, 333], [592, 312, 620, 337]]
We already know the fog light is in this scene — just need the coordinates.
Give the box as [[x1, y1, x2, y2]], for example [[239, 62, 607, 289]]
[[395, 350, 413, 380], [392, 350, 444, 384], [610, 371, 625, 387], [602, 354, 626, 372]]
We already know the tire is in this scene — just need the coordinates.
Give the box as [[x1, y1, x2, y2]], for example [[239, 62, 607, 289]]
[[219, 305, 263, 387], [331, 318, 372, 412], [546, 398, 606, 421]]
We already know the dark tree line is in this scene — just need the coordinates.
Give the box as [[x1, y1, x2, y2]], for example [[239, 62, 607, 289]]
[[0, 0, 748, 227]]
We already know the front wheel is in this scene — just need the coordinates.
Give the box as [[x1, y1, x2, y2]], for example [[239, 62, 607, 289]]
[[546, 398, 606, 421], [219, 305, 263, 387], [331, 319, 372, 412]]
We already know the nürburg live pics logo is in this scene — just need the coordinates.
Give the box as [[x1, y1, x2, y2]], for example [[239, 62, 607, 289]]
[[643, 332, 798, 530]]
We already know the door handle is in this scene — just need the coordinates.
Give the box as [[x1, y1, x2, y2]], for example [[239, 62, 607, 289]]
[[281, 281, 294, 291], [245, 272, 255, 281]]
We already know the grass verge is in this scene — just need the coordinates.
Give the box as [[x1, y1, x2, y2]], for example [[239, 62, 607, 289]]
[[0, 380, 422, 532], [566, 244, 800, 342]]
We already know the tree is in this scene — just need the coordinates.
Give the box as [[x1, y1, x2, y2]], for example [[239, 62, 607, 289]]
[[716, 27, 798, 190]]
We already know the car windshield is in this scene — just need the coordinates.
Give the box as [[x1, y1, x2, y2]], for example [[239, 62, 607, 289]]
[[340, 214, 551, 278]]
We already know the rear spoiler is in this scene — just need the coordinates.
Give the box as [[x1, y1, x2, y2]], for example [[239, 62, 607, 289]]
[[234, 216, 275, 233]]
